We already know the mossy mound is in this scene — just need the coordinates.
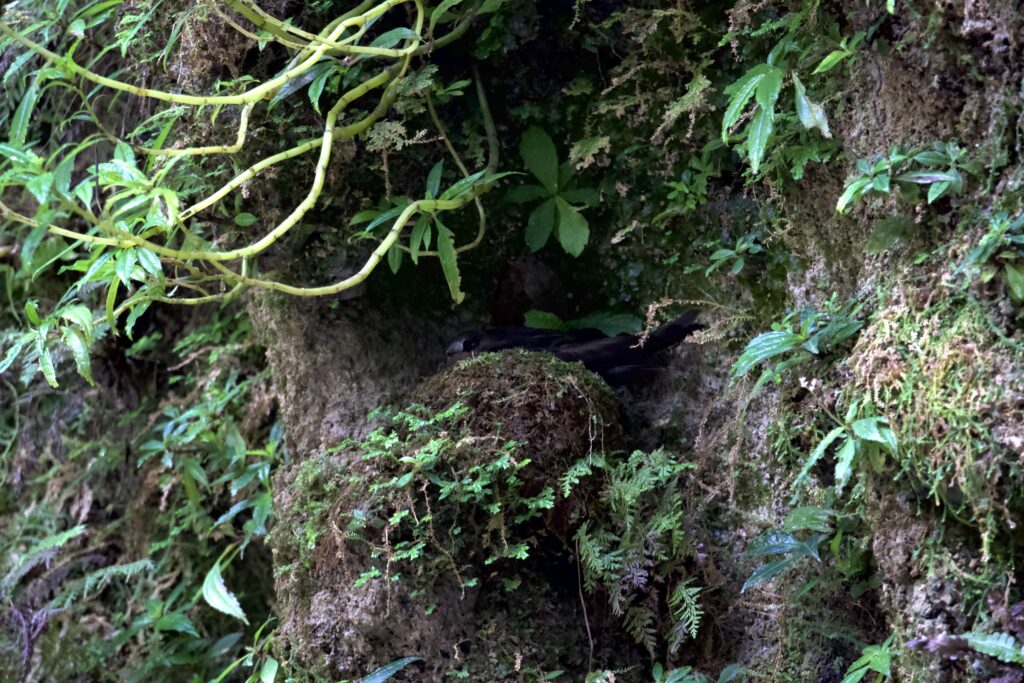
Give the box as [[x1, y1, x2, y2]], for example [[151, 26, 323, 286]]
[[269, 350, 625, 681], [411, 350, 625, 471]]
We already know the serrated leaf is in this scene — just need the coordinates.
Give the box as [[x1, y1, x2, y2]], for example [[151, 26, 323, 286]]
[[59, 304, 95, 342], [361, 657, 421, 683], [136, 248, 162, 278], [746, 532, 805, 557], [833, 437, 857, 492], [436, 221, 464, 304], [783, 506, 833, 533], [9, 79, 41, 147], [520, 127, 559, 194], [554, 196, 589, 257], [26, 172, 54, 205], [747, 107, 773, 174], [721, 64, 770, 142], [755, 67, 784, 111], [202, 559, 248, 624], [0, 333, 33, 374], [526, 197, 556, 252], [963, 631, 1024, 665], [793, 426, 847, 490], [35, 332, 58, 388]]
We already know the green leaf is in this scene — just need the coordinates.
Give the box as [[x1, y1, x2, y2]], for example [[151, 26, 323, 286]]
[[927, 179, 951, 204], [202, 559, 248, 624], [721, 64, 770, 142], [24, 299, 42, 326], [731, 330, 804, 377], [409, 216, 429, 264], [116, 250, 138, 287], [234, 212, 258, 227], [526, 197, 556, 252], [260, 657, 279, 683], [0, 333, 33, 374], [35, 332, 58, 388], [68, 18, 87, 37], [833, 437, 857, 492], [836, 177, 871, 213], [851, 417, 898, 454], [154, 613, 199, 637], [963, 631, 1024, 665], [426, 160, 444, 199], [554, 196, 589, 257], [1005, 263, 1024, 301], [783, 506, 833, 533], [9, 78, 41, 147], [792, 426, 847, 492], [813, 49, 850, 74], [524, 310, 566, 330], [505, 184, 550, 204], [520, 127, 559, 194], [568, 312, 642, 336], [136, 248, 162, 278], [754, 67, 784, 111], [60, 326, 94, 386], [792, 74, 832, 138], [59, 304, 95, 342], [741, 557, 796, 593], [746, 107, 773, 174], [387, 241, 402, 274], [429, 0, 465, 32], [26, 172, 54, 205], [361, 657, 422, 683], [436, 221, 464, 304]]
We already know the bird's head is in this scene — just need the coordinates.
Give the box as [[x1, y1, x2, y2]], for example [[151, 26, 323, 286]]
[[446, 331, 482, 362]]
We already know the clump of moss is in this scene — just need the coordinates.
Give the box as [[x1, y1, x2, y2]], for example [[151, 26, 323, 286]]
[[269, 350, 624, 680]]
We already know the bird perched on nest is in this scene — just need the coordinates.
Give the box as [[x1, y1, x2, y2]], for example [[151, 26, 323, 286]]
[[446, 310, 701, 386]]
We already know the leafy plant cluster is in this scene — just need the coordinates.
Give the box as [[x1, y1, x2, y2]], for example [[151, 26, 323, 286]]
[[956, 210, 1024, 306], [836, 141, 980, 213], [569, 449, 702, 658], [731, 296, 864, 395], [0, 306, 283, 682], [344, 401, 560, 595]]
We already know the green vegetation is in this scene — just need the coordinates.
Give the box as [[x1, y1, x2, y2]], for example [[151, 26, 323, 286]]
[[2, 0, 1024, 680]]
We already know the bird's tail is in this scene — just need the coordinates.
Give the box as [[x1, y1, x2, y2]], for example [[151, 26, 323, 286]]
[[640, 310, 702, 354]]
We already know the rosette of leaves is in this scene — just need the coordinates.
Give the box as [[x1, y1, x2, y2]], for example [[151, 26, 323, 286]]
[[505, 127, 599, 257]]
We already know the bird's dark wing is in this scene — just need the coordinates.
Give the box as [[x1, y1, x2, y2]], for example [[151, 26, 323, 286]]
[[446, 311, 702, 385]]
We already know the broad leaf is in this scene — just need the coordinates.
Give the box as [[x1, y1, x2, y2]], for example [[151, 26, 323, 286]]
[[731, 330, 804, 377], [741, 557, 795, 593], [554, 196, 589, 257], [833, 437, 857, 492], [525, 198, 556, 252], [792, 426, 847, 491], [520, 127, 559, 194], [61, 326, 95, 386], [426, 160, 444, 199], [792, 74, 832, 138], [202, 559, 248, 624]]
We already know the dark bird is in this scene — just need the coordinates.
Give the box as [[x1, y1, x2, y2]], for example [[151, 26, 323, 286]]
[[446, 310, 702, 385]]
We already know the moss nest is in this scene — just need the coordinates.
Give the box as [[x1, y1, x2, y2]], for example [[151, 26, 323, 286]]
[[411, 349, 625, 464], [269, 349, 626, 681]]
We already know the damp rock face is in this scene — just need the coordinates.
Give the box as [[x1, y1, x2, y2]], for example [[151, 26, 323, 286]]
[[269, 351, 624, 681]]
